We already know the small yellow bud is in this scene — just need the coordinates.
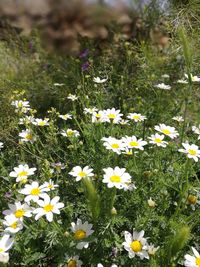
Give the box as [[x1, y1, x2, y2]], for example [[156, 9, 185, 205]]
[[187, 195, 197, 205], [111, 207, 117, 215], [63, 231, 70, 237], [147, 198, 156, 208]]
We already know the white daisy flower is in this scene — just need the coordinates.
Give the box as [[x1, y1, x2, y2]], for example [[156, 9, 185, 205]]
[[0, 234, 14, 263], [127, 113, 147, 122], [177, 79, 188, 84], [104, 108, 123, 124], [58, 114, 72, 120], [178, 143, 200, 162], [155, 83, 171, 90], [93, 77, 108, 83], [122, 136, 147, 150], [101, 137, 125, 154], [192, 126, 200, 140], [71, 218, 94, 249], [154, 124, 179, 139], [120, 119, 130, 125], [184, 247, 200, 267], [51, 162, 66, 172], [3, 214, 23, 234], [42, 179, 59, 191], [122, 148, 133, 155], [0, 142, 3, 150], [3, 202, 32, 221], [67, 94, 79, 101], [172, 116, 184, 122], [11, 100, 30, 109], [122, 230, 149, 260], [147, 244, 159, 256], [84, 107, 98, 115], [19, 129, 36, 143], [33, 194, 64, 222], [102, 167, 132, 189], [9, 164, 37, 183], [92, 110, 106, 123], [185, 74, 200, 82], [69, 166, 94, 182], [19, 116, 35, 125], [18, 181, 49, 203], [54, 83, 65, 86], [148, 133, 168, 147], [32, 118, 49, 126], [161, 74, 170, 78], [60, 129, 80, 138], [65, 255, 83, 267], [187, 194, 200, 211]]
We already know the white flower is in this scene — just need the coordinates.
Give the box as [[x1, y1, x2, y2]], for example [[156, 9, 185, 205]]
[[71, 218, 94, 249], [11, 100, 30, 109], [148, 133, 168, 147], [69, 166, 94, 182], [147, 244, 159, 256], [122, 136, 147, 150], [120, 119, 129, 125], [60, 129, 80, 138], [184, 247, 200, 267], [172, 116, 184, 122], [51, 162, 66, 172], [102, 167, 133, 189], [3, 214, 23, 234], [127, 113, 147, 122], [65, 255, 83, 267], [18, 181, 49, 203], [19, 129, 36, 143], [3, 202, 32, 221], [93, 77, 108, 83], [155, 83, 171, 90], [122, 230, 149, 259], [42, 179, 59, 191], [92, 110, 106, 123], [192, 125, 200, 140], [58, 114, 72, 120], [0, 235, 14, 263], [101, 137, 125, 154], [154, 124, 179, 139], [33, 194, 64, 222], [67, 94, 78, 101], [104, 108, 123, 124], [0, 142, 3, 150], [54, 83, 65, 86], [177, 79, 188, 84], [147, 198, 156, 208], [185, 74, 200, 82], [161, 74, 169, 78], [9, 164, 36, 183], [32, 118, 49, 126], [19, 116, 35, 125], [84, 107, 98, 115], [178, 143, 200, 162]]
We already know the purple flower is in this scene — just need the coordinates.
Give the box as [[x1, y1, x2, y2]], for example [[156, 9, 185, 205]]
[[81, 61, 90, 71], [79, 49, 89, 58]]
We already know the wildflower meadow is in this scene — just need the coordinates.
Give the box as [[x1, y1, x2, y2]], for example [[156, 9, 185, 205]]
[[0, 0, 200, 266]]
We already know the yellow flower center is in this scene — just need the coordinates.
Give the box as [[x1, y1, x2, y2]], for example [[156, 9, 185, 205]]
[[78, 171, 86, 177], [43, 204, 53, 212], [108, 114, 116, 119], [25, 134, 33, 140], [155, 138, 162, 143], [96, 113, 101, 118], [31, 188, 40, 195], [48, 184, 53, 189], [11, 222, 18, 229], [132, 115, 140, 120], [15, 209, 25, 218], [38, 121, 46, 126], [187, 195, 197, 205], [0, 248, 5, 253], [130, 240, 142, 253], [67, 130, 74, 136], [111, 144, 120, 149], [129, 141, 138, 147], [110, 175, 121, 183], [67, 260, 77, 267], [74, 229, 86, 240], [196, 257, 200, 267], [188, 149, 197, 156], [162, 129, 170, 135], [18, 171, 28, 177]]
